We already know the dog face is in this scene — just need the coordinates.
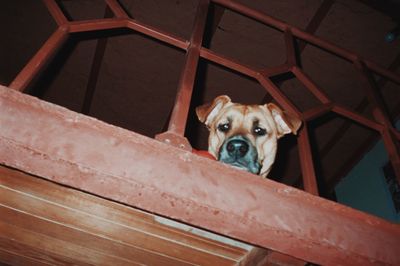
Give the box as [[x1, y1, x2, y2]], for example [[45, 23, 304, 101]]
[[196, 95, 302, 177]]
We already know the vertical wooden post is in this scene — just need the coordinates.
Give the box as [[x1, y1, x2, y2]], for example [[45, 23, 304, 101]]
[[298, 123, 319, 195], [156, 0, 210, 150]]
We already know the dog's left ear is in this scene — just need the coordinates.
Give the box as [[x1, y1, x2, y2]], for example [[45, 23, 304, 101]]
[[266, 103, 302, 138]]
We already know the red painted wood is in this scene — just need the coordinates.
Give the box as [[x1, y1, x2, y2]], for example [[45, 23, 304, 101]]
[[200, 48, 259, 77], [42, 0, 68, 25], [1, 86, 400, 266], [257, 75, 301, 117], [332, 104, 383, 131], [211, 0, 400, 85], [192, 150, 216, 160], [297, 123, 319, 196], [354, 60, 400, 183], [165, 0, 210, 137], [260, 63, 290, 77], [9, 27, 69, 92], [0, 166, 245, 265], [292, 66, 331, 104], [302, 103, 333, 121]]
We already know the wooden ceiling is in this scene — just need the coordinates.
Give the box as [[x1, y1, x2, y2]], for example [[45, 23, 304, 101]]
[[0, 166, 255, 265]]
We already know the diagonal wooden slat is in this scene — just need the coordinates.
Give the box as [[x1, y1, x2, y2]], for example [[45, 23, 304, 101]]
[[42, 0, 68, 25], [9, 27, 69, 92]]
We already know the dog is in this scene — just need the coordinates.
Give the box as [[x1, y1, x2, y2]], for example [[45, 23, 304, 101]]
[[196, 95, 302, 177]]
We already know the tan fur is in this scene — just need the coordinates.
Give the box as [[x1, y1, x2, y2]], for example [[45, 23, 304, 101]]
[[196, 95, 302, 177]]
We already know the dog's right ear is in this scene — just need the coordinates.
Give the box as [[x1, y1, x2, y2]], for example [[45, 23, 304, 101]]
[[196, 95, 231, 127]]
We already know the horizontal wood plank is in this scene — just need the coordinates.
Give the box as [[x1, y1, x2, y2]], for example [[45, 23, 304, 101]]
[[0, 206, 191, 266], [0, 222, 129, 266], [0, 248, 52, 266], [0, 167, 245, 261], [0, 166, 245, 265]]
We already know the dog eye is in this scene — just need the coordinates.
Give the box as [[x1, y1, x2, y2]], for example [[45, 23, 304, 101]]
[[253, 126, 266, 136], [217, 123, 230, 132]]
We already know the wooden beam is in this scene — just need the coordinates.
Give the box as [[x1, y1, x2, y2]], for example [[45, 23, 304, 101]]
[[1, 86, 400, 265], [212, 0, 400, 84], [156, 0, 210, 149], [292, 52, 400, 188], [9, 27, 69, 92], [297, 0, 335, 53], [259, 0, 335, 104], [354, 60, 400, 182], [298, 123, 319, 195], [42, 0, 69, 25], [327, 101, 400, 190]]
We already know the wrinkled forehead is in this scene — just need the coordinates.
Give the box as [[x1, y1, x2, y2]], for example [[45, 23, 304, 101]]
[[217, 104, 274, 128]]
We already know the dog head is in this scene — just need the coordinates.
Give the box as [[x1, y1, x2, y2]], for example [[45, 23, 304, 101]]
[[196, 95, 302, 177]]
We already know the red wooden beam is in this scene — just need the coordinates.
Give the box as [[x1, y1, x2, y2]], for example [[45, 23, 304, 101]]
[[260, 63, 290, 77], [124, 19, 188, 50], [256, 75, 301, 117], [292, 67, 331, 104], [13, 0, 400, 96], [9, 27, 69, 92], [332, 104, 383, 131], [18, 0, 400, 95], [297, 123, 319, 195], [297, 0, 335, 53], [68, 18, 127, 32], [260, 0, 334, 76], [1, 86, 400, 265], [200, 48, 259, 77], [306, 53, 400, 188], [365, 60, 400, 85], [42, 0, 68, 25], [211, 0, 400, 85], [302, 103, 333, 121], [328, 102, 400, 190]]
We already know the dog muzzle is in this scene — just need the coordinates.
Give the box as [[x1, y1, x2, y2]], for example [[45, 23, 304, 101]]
[[218, 136, 261, 175]]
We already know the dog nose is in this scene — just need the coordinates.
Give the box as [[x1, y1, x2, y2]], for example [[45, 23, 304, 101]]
[[226, 139, 249, 158]]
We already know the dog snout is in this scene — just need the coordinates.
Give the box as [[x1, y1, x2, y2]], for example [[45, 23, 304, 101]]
[[226, 139, 249, 158], [218, 136, 261, 174]]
